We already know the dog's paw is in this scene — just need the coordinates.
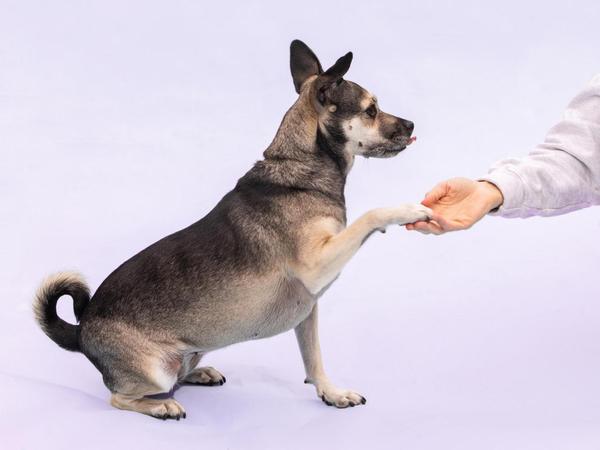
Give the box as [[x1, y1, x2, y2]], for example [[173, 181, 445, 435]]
[[386, 204, 433, 226], [150, 398, 186, 421], [317, 386, 366, 408], [181, 366, 226, 386], [110, 393, 187, 421]]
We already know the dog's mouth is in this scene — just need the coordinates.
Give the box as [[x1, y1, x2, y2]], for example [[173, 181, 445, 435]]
[[364, 135, 417, 158], [387, 135, 417, 154]]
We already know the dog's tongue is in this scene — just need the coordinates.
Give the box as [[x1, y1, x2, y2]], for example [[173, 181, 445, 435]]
[[407, 136, 417, 146]]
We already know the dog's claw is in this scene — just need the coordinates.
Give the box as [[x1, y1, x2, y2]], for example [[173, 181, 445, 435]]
[[183, 412, 186, 419], [319, 390, 364, 408], [223, 376, 226, 383]]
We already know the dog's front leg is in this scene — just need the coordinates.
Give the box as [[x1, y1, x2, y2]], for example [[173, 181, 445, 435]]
[[295, 303, 365, 408], [294, 204, 432, 294]]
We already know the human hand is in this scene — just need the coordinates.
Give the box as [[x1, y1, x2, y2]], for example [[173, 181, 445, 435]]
[[405, 178, 504, 235]]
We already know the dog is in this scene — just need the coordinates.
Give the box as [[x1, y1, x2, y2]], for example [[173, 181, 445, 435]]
[[33, 40, 432, 420]]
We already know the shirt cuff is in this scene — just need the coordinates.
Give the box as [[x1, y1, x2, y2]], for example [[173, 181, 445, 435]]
[[476, 169, 526, 217]]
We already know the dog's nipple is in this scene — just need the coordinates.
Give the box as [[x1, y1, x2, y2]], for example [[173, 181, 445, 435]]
[[358, 141, 363, 147]]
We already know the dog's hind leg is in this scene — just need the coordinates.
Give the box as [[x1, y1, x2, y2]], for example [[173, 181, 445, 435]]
[[108, 366, 186, 420], [80, 321, 187, 419], [178, 353, 227, 386], [295, 303, 366, 408], [110, 393, 186, 420]]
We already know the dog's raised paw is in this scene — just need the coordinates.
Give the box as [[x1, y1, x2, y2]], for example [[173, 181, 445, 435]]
[[318, 387, 366, 409], [380, 204, 434, 226], [402, 204, 434, 223], [181, 366, 226, 386], [398, 204, 433, 225]]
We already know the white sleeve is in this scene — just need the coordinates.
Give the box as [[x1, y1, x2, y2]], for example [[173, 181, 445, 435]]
[[478, 73, 600, 218]]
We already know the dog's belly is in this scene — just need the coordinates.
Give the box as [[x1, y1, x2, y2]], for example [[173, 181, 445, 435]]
[[249, 276, 318, 339], [182, 273, 318, 351]]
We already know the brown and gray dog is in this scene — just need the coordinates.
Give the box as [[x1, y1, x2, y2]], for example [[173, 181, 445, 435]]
[[34, 40, 432, 420]]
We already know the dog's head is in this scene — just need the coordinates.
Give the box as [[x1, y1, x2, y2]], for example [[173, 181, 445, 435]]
[[290, 40, 416, 159]]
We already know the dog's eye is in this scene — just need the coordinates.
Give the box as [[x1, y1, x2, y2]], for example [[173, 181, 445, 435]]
[[366, 105, 377, 118]]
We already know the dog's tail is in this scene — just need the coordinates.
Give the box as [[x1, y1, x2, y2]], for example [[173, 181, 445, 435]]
[[33, 271, 91, 353]]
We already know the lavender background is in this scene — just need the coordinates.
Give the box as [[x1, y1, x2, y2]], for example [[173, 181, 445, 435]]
[[2, 1, 599, 449]]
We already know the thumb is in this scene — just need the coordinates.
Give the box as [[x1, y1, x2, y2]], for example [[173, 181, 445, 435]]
[[422, 181, 448, 207]]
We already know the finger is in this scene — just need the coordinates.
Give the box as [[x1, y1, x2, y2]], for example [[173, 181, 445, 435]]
[[433, 214, 468, 232], [412, 221, 430, 228], [427, 222, 446, 235], [422, 181, 449, 207], [415, 221, 446, 236], [406, 222, 431, 233], [406, 221, 432, 230]]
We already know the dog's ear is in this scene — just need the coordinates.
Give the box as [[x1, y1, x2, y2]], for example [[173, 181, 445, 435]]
[[314, 52, 353, 104], [290, 40, 323, 94]]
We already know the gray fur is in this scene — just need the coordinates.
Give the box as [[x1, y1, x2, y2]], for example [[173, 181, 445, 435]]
[[33, 40, 432, 419]]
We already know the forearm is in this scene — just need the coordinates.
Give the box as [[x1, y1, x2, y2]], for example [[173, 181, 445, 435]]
[[313, 206, 433, 285], [480, 142, 600, 218], [479, 74, 600, 218], [298, 211, 383, 293], [294, 304, 326, 384], [295, 205, 431, 293]]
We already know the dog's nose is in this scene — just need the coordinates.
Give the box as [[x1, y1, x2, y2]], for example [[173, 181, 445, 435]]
[[404, 121, 414, 133]]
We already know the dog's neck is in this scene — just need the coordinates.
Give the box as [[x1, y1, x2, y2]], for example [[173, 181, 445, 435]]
[[264, 96, 319, 161], [256, 94, 352, 202]]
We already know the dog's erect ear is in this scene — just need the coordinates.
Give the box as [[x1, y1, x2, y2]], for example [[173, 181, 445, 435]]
[[314, 52, 353, 104], [290, 40, 323, 94]]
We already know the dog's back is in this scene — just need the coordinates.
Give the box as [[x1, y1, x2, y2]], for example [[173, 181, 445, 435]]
[[79, 156, 342, 338]]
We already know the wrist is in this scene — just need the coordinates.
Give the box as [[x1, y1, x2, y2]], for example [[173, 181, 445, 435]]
[[364, 209, 386, 230], [477, 181, 504, 212]]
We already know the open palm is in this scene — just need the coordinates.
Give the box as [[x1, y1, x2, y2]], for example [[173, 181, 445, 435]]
[[406, 178, 504, 235]]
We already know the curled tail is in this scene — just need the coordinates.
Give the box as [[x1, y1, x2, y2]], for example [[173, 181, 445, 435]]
[[33, 271, 90, 353]]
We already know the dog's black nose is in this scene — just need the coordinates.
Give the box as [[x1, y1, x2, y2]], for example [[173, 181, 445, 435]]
[[404, 121, 414, 133]]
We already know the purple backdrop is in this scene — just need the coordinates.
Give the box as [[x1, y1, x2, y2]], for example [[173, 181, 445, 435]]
[[2, 1, 599, 449]]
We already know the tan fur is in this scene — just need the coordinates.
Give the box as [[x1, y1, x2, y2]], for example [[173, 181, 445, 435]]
[[110, 393, 186, 420], [295, 304, 366, 407], [289, 205, 432, 294]]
